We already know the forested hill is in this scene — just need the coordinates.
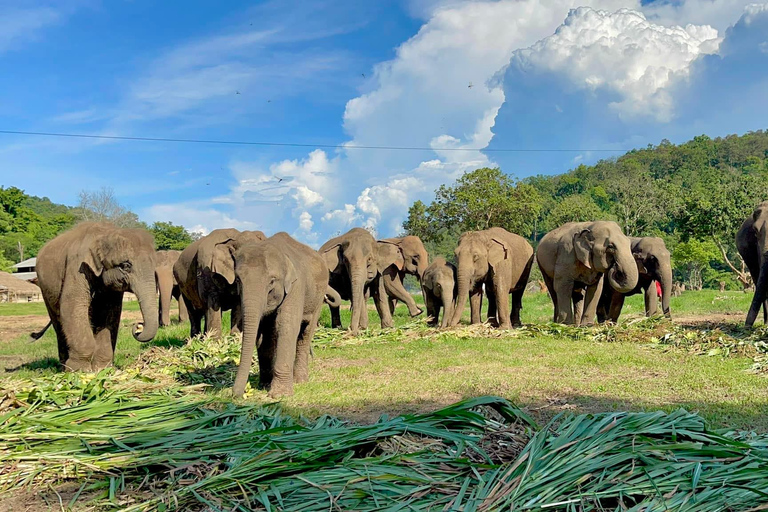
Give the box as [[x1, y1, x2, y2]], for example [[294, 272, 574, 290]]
[[404, 130, 768, 290], [0, 187, 197, 271]]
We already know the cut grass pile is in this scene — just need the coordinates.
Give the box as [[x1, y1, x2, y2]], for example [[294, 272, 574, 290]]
[[1, 371, 768, 511]]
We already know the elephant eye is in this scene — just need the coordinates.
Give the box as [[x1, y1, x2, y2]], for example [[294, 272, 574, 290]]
[[119, 261, 132, 271], [606, 244, 616, 254]]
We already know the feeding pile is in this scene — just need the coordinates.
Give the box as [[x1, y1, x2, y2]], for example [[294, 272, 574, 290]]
[[2, 369, 768, 511]]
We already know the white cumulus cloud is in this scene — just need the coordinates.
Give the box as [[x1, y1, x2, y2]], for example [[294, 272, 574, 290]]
[[513, 7, 721, 121]]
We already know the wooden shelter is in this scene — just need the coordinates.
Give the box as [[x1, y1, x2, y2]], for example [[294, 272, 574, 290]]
[[0, 272, 42, 303]]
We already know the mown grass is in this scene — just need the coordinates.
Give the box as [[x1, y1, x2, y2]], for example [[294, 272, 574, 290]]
[[1, 290, 766, 431]]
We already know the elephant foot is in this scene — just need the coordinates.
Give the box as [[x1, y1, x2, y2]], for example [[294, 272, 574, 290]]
[[409, 306, 424, 318], [268, 382, 294, 398], [63, 358, 95, 372]]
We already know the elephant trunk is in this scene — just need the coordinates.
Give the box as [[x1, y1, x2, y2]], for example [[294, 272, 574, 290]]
[[233, 292, 265, 397], [156, 269, 173, 327], [659, 259, 673, 318], [441, 283, 456, 328], [607, 248, 639, 294], [349, 266, 366, 333], [132, 272, 159, 343], [450, 261, 472, 326]]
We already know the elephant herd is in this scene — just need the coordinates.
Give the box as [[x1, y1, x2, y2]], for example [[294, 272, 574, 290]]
[[30, 202, 768, 398]]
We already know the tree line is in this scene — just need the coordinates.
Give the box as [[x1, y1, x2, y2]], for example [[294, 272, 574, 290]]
[[0, 186, 198, 272], [404, 131, 768, 290]]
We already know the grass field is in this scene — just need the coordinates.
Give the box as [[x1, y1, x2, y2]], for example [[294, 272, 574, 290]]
[[2, 289, 768, 510]]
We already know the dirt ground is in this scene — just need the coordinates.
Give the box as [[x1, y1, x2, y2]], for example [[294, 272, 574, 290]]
[[0, 310, 144, 343]]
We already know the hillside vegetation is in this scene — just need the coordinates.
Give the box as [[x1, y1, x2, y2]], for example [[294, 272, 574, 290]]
[[405, 130, 768, 290]]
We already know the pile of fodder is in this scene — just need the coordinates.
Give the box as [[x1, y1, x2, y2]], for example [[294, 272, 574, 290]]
[[1, 371, 768, 511]]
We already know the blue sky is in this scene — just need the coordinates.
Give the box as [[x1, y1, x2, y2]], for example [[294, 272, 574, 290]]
[[0, 0, 767, 245]]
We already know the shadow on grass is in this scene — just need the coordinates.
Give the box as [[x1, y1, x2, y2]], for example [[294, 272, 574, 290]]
[[3, 356, 60, 373]]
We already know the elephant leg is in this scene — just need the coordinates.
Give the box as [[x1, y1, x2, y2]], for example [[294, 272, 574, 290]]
[[269, 313, 303, 398], [173, 285, 189, 323], [581, 280, 603, 327], [59, 279, 99, 371], [554, 279, 575, 324], [486, 283, 498, 326], [92, 291, 123, 371], [572, 290, 584, 327], [763, 299, 768, 325], [294, 312, 320, 384], [510, 287, 525, 327], [158, 278, 172, 328], [644, 284, 658, 317], [187, 301, 204, 339], [469, 286, 483, 324], [424, 291, 438, 326], [204, 296, 223, 337], [542, 273, 558, 323], [257, 316, 276, 390], [492, 278, 511, 330], [372, 276, 394, 329], [609, 293, 626, 323], [330, 306, 343, 329], [231, 301, 243, 335], [388, 297, 396, 316], [382, 269, 422, 317]]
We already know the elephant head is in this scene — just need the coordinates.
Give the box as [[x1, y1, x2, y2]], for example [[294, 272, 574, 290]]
[[632, 237, 672, 317], [85, 229, 159, 342], [573, 221, 638, 293], [378, 236, 429, 278], [197, 229, 267, 287], [451, 230, 512, 325], [232, 242, 298, 397]]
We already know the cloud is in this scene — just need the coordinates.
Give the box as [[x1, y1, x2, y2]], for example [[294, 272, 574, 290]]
[[143, 203, 261, 236], [512, 8, 720, 121], [0, 4, 61, 53]]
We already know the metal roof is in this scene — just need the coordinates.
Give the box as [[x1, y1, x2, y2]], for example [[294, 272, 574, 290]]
[[12, 257, 36, 269]]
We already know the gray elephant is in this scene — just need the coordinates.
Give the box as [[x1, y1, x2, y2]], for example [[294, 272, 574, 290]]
[[320, 228, 378, 335], [596, 237, 673, 323], [155, 249, 189, 327], [373, 236, 427, 328], [449, 227, 534, 329], [232, 233, 328, 398], [737, 201, 768, 326], [174, 228, 266, 338], [537, 221, 639, 326], [34, 222, 159, 371], [421, 258, 457, 328]]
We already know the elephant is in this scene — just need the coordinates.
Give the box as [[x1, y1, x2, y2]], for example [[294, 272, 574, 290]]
[[596, 237, 672, 323], [736, 201, 768, 326], [33, 222, 159, 371], [232, 232, 328, 398], [155, 250, 189, 327], [537, 221, 639, 326], [320, 228, 378, 335], [421, 258, 457, 328], [174, 228, 266, 338], [373, 236, 427, 328], [449, 227, 534, 329]]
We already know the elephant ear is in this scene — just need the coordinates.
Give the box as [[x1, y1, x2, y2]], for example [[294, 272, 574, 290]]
[[284, 257, 298, 296], [377, 239, 404, 273], [573, 229, 595, 269], [85, 233, 130, 276], [202, 238, 238, 285], [487, 237, 510, 271]]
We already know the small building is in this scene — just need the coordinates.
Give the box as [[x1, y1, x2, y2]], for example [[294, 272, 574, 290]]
[[0, 271, 42, 303], [12, 257, 37, 283]]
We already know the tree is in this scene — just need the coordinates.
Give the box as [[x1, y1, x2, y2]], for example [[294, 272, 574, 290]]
[[151, 221, 198, 250], [77, 187, 144, 228], [672, 239, 720, 290], [545, 194, 607, 232]]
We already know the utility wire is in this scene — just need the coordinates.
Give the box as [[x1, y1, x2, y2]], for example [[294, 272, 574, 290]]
[[0, 129, 630, 153]]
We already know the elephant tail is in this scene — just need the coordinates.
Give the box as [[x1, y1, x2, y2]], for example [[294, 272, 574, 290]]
[[29, 320, 52, 343], [324, 286, 342, 308]]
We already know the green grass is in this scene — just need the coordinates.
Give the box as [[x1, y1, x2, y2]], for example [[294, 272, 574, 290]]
[[1, 290, 766, 431]]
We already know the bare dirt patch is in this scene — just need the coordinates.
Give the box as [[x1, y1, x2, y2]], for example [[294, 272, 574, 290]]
[[0, 315, 49, 343]]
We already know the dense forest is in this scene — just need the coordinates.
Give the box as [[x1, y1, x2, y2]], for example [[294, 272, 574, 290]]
[[0, 187, 197, 272], [404, 130, 768, 290]]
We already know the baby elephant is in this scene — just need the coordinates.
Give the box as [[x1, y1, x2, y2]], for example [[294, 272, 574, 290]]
[[232, 232, 328, 398], [421, 258, 457, 328]]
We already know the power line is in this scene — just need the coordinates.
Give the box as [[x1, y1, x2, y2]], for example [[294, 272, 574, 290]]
[[0, 129, 630, 153]]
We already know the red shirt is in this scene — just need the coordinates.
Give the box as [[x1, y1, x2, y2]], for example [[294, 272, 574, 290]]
[[655, 281, 662, 297]]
